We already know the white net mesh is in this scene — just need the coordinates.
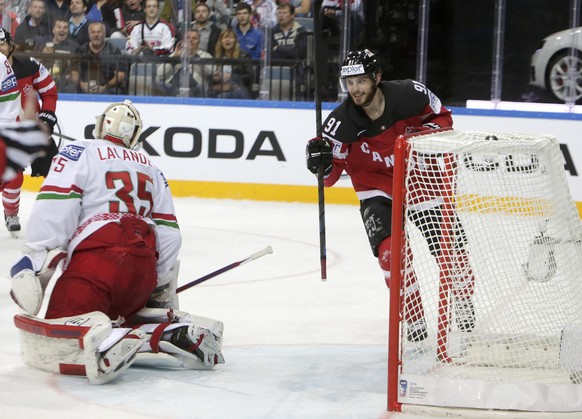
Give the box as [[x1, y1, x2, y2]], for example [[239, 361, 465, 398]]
[[395, 130, 582, 411]]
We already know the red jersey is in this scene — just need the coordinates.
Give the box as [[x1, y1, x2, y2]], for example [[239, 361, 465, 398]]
[[321, 79, 452, 203], [11, 56, 58, 113]]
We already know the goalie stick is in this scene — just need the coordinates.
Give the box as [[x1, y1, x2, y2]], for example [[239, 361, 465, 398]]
[[176, 246, 273, 293]]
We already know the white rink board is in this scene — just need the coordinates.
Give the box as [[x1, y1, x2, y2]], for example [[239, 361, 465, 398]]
[[54, 97, 582, 204]]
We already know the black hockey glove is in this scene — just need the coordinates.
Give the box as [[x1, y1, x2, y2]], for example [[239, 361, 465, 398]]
[[306, 137, 333, 175], [38, 111, 57, 135], [30, 137, 58, 177]]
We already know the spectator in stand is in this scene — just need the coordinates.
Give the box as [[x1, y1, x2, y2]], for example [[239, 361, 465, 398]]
[[0, 0, 20, 36], [70, 21, 126, 94], [156, 28, 213, 97], [277, 0, 311, 17], [233, 2, 263, 59], [34, 17, 79, 90], [192, 2, 221, 56], [127, 0, 175, 57], [46, 0, 70, 26], [68, 0, 91, 46], [36, 17, 79, 53], [210, 28, 252, 99], [86, 0, 120, 35], [14, 0, 51, 51], [271, 2, 306, 60], [35, 17, 79, 92], [245, 0, 276, 29], [202, 0, 231, 29], [161, 0, 230, 32], [111, 0, 145, 39], [321, 0, 364, 48]]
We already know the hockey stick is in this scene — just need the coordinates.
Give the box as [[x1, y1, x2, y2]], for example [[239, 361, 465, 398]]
[[313, 0, 327, 281], [52, 131, 79, 142], [176, 246, 273, 293]]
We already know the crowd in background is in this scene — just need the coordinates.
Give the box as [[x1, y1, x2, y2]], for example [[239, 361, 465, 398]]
[[0, 0, 367, 100]]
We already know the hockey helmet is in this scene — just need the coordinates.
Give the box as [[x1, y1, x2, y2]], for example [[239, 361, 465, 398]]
[[0, 28, 13, 45], [94, 99, 143, 149], [339, 49, 382, 92], [0, 28, 14, 57]]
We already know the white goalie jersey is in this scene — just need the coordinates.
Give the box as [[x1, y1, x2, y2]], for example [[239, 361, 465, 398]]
[[24, 139, 181, 282]]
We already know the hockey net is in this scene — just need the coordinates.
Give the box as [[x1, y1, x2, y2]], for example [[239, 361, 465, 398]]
[[388, 130, 582, 414]]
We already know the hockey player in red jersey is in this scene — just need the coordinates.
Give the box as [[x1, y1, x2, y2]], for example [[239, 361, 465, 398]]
[[0, 27, 59, 237], [306, 49, 475, 341], [9, 100, 225, 385]]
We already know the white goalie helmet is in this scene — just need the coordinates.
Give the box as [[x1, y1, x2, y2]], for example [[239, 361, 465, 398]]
[[94, 99, 143, 149]]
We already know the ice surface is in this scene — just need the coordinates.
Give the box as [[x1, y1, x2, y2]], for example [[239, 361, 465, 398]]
[[0, 192, 410, 419]]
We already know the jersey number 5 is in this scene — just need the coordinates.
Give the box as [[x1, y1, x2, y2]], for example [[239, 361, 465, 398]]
[[105, 171, 154, 217]]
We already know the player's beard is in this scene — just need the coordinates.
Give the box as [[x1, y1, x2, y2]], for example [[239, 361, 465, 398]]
[[351, 83, 378, 108]]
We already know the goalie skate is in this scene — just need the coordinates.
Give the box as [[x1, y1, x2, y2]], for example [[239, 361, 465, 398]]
[[167, 324, 225, 366], [5, 214, 20, 238], [407, 318, 428, 342], [454, 298, 475, 332]]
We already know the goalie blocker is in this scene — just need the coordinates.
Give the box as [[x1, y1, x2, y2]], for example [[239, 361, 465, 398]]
[[14, 308, 224, 385]]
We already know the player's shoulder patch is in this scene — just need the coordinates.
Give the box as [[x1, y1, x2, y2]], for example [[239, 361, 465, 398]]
[[60, 144, 85, 161], [1, 72, 17, 92]]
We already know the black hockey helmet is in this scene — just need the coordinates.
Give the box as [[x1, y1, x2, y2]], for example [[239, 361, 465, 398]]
[[0, 28, 13, 46], [339, 49, 382, 92], [0, 28, 14, 58]]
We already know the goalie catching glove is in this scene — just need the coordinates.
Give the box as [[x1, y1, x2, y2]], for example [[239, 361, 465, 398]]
[[306, 137, 333, 176], [10, 249, 67, 316]]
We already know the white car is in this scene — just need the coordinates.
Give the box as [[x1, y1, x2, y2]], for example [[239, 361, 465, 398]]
[[530, 27, 582, 103]]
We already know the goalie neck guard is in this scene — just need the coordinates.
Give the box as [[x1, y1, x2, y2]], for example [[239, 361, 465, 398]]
[[339, 49, 382, 93], [94, 99, 143, 149]]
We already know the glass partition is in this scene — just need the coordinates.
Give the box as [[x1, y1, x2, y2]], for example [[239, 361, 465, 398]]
[[7, 0, 582, 106]]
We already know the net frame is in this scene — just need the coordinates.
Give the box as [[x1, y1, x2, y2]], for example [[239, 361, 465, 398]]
[[387, 129, 582, 413]]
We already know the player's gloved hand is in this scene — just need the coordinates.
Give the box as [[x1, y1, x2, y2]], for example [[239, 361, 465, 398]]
[[31, 138, 58, 177], [1, 120, 50, 182], [38, 111, 57, 135], [407, 122, 443, 134], [422, 122, 441, 130], [10, 249, 66, 316], [306, 137, 333, 175]]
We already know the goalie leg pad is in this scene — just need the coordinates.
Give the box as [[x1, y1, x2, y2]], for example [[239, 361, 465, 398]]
[[13, 312, 146, 385], [147, 260, 180, 309]]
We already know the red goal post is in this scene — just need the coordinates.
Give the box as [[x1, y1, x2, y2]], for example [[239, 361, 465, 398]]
[[388, 129, 582, 415]]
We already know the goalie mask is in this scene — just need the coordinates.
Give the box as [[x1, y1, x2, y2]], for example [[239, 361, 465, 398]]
[[94, 100, 143, 149], [339, 49, 382, 93]]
